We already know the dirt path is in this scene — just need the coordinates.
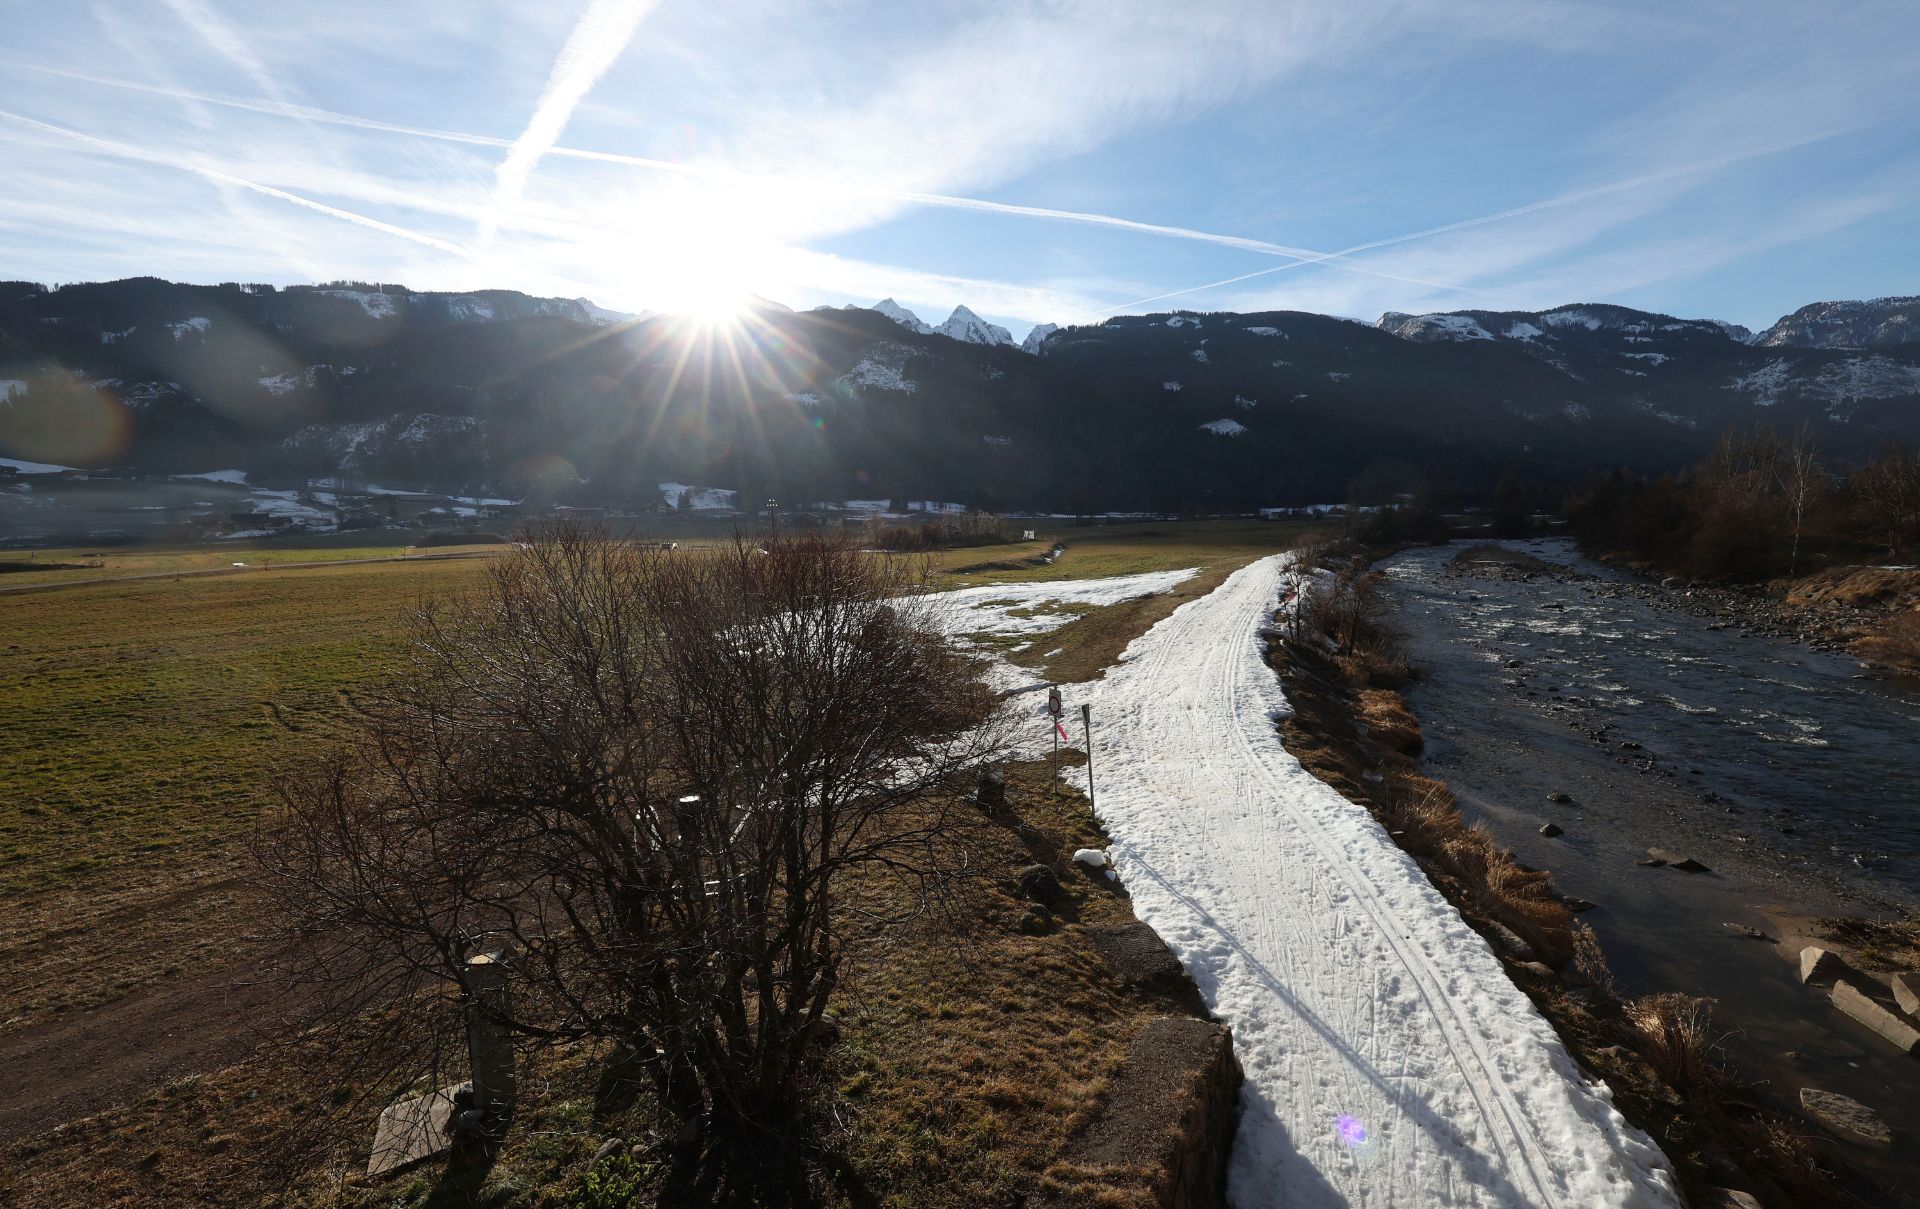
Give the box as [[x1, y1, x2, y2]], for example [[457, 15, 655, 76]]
[[0, 948, 291, 1144]]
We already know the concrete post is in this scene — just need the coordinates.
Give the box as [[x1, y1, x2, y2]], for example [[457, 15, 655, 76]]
[[463, 952, 517, 1123]]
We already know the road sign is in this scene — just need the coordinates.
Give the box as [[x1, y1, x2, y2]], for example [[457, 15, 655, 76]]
[[1047, 686, 1063, 717]]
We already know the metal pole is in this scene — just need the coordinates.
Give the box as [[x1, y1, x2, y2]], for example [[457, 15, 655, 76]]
[[1080, 703, 1095, 810]]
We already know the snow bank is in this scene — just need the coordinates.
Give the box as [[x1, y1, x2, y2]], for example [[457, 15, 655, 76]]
[[1, 455, 75, 475], [1201, 419, 1248, 436], [1035, 557, 1680, 1207], [177, 469, 249, 484]]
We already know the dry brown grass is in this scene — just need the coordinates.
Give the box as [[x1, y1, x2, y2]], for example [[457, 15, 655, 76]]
[[1623, 993, 1721, 1095], [1851, 609, 1920, 672], [1357, 688, 1423, 755]]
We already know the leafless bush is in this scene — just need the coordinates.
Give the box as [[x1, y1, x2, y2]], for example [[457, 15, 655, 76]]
[[1570, 923, 1616, 999], [257, 524, 1008, 1178]]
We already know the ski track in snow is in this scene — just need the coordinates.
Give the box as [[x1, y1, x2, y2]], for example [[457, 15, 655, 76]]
[[1040, 555, 1678, 1208]]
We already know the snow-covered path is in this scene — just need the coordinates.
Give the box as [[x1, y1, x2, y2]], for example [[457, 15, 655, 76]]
[[1054, 555, 1680, 1208]]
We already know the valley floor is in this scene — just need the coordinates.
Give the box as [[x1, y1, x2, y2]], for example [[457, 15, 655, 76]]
[[1042, 555, 1682, 1207]]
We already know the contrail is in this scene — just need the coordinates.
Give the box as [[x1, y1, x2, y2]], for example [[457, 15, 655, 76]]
[[161, 0, 292, 107], [0, 108, 468, 255], [482, 0, 660, 244], [1083, 129, 1846, 320], [4, 64, 1460, 292]]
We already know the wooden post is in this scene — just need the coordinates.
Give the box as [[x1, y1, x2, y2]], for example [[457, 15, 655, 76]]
[[1080, 703, 1095, 811]]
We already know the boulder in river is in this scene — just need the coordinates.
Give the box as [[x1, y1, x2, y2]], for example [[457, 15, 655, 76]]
[[1721, 923, 1769, 940], [1830, 979, 1920, 1054], [1798, 946, 1847, 985], [1539, 822, 1564, 838], [1799, 1087, 1893, 1144], [1547, 791, 1573, 804]]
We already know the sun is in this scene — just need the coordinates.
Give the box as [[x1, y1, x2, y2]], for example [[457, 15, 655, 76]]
[[676, 277, 755, 325]]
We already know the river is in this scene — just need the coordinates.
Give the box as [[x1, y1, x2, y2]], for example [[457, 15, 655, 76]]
[[1381, 539, 1919, 1200]]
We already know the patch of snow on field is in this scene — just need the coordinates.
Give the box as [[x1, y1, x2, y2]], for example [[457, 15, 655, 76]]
[[0, 379, 24, 403], [1201, 418, 1248, 436], [1031, 557, 1681, 1207], [1, 455, 75, 474], [937, 568, 1198, 687]]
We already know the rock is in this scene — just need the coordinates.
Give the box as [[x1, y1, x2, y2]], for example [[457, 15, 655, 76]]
[[1637, 856, 1668, 867], [1830, 979, 1920, 1054], [593, 1137, 624, 1164], [1547, 791, 1573, 804], [1516, 961, 1556, 979], [1563, 897, 1597, 912], [1695, 1187, 1764, 1209], [1539, 822, 1564, 838], [1541, 600, 1565, 610], [1485, 922, 1538, 963], [1893, 971, 1920, 1018], [1646, 848, 1709, 872], [1721, 923, 1769, 940], [1799, 1087, 1893, 1144], [976, 766, 1007, 810], [1016, 905, 1053, 935], [1798, 946, 1847, 985], [1088, 922, 1184, 986], [813, 1012, 842, 1044], [1619, 740, 1642, 750], [1016, 863, 1061, 904]]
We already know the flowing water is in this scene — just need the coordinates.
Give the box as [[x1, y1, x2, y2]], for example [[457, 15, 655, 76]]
[[1382, 539, 1920, 1199]]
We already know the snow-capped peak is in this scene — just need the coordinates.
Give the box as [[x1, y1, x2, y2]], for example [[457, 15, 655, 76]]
[[1022, 322, 1060, 355], [861, 298, 933, 335], [936, 305, 1015, 347]]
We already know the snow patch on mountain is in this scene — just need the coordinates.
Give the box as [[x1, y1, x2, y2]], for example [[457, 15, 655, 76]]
[[1507, 322, 1543, 341], [1243, 325, 1283, 337], [1541, 309, 1602, 331], [858, 298, 933, 335], [1162, 380, 1183, 392], [100, 326, 135, 344], [1234, 394, 1258, 409], [259, 373, 300, 396], [1379, 312, 1493, 342], [320, 289, 397, 319], [1191, 348, 1210, 363], [1623, 352, 1670, 366], [841, 344, 918, 394], [169, 316, 211, 340], [1726, 356, 1920, 415], [1200, 418, 1248, 436], [0, 379, 24, 403], [1757, 296, 1920, 349]]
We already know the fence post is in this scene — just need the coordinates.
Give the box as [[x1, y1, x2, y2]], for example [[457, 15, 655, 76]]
[[463, 951, 517, 1127]]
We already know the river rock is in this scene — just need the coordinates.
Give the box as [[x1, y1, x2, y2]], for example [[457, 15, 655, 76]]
[[1547, 791, 1573, 804], [1831, 979, 1920, 1054], [1892, 971, 1920, 1018], [1799, 947, 1847, 985], [1721, 923, 1768, 940], [1539, 822, 1564, 838], [1646, 848, 1709, 872], [1485, 922, 1538, 963], [1799, 1087, 1893, 1144]]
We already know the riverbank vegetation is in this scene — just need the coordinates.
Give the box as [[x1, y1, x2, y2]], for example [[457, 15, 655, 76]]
[[1566, 424, 1920, 668], [1273, 536, 1841, 1206]]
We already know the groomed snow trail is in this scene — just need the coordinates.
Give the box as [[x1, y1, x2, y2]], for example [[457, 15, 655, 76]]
[[1054, 555, 1680, 1208]]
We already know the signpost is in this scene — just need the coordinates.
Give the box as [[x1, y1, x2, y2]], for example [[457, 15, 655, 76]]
[[1081, 703, 1095, 811], [1046, 686, 1064, 791]]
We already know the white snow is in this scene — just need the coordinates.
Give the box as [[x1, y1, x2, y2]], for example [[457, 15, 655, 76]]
[[0, 379, 25, 403], [1541, 310, 1602, 331], [860, 298, 933, 335], [1563, 403, 1591, 421], [0, 455, 75, 475], [177, 469, 249, 484], [322, 289, 397, 319], [1022, 322, 1060, 354], [1191, 348, 1211, 363], [937, 568, 1198, 686], [841, 345, 918, 394], [789, 391, 826, 409], [1234, 394, 1259, 410], [1163, 380, 1183, 392], [1622, 352, 1669, 366], [1201, 418, 1249, 436], [659, 482, 738, 511], [168, 316, 211, 340], [1244, 326, 1283, 337], [1034, 558, 1680, 1207], [1326, 371, 1351, 382], [100, 326, 135, 344], [1166, 316, 1198, 328], [1072, 848, 1110, 869], [1506, 322, 1544, 341], [982, 435, 1012, 446], [936, 305, 1015, 346], [258, 373, 300, 395]]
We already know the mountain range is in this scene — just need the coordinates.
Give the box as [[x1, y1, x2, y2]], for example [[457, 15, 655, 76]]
[[4, 277, 1919, 515]]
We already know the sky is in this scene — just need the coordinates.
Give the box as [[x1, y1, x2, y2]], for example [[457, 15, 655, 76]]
[[1, 1, 1916, 340]]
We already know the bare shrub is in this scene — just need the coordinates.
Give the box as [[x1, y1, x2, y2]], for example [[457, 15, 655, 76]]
[[1570, 923, 1616, 999], [258, 524, 1008, 1178], [1624, 993, 1721, 1094]]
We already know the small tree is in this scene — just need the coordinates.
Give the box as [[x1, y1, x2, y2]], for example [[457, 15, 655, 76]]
[[1774, 421, 1822, 575], [261, 525, 1006, 1183]]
